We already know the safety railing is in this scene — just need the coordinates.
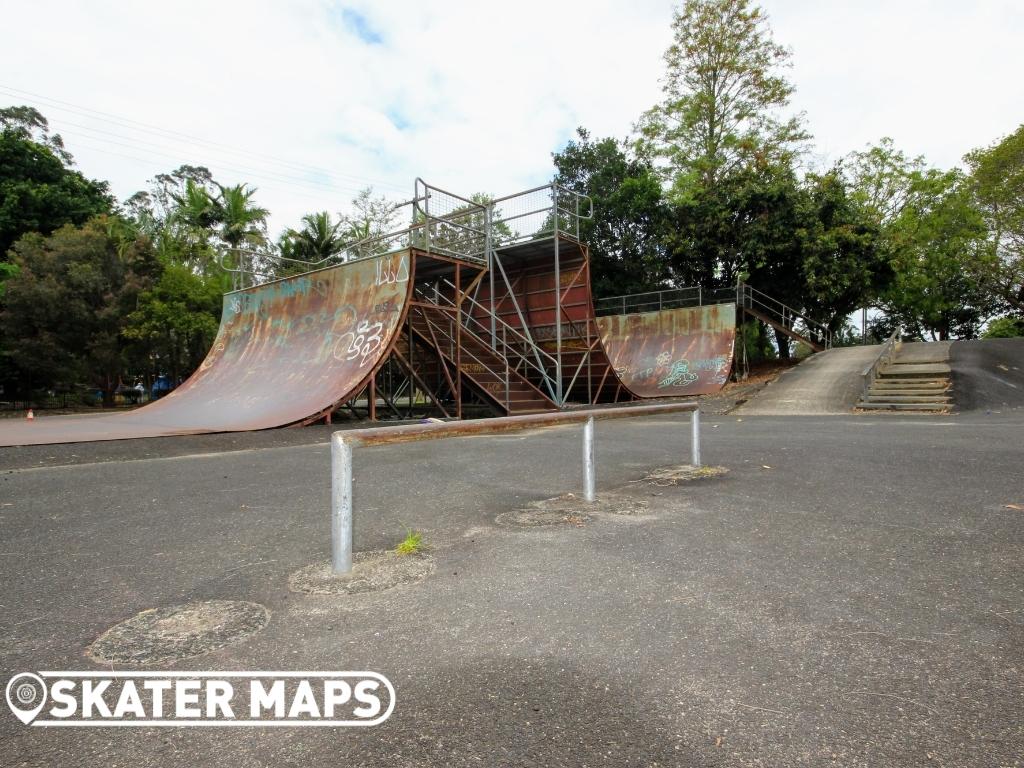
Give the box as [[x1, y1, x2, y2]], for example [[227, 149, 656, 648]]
[[329, 402, 702, 573], [594, 286, 738, 317], [219, 180, 494, 289], [860, 327, 901, 401], [488, 183, 594, 248], [736, 284, 832, 350]]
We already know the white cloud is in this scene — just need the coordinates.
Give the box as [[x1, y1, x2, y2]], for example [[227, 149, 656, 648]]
[[1, 1, 1020, 237]]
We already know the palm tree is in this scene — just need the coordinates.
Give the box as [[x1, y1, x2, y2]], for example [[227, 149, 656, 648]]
[[291, 211, 347, 263], [211, 183, 269, 288]]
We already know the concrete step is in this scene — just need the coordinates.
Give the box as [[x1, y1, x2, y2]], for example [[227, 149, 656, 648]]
[[874, 377, 951, 386], [878, 363, 951, 378], [865, 394, 952, 403], [857, 402, 950, 411], [868, 389, 952, 397]]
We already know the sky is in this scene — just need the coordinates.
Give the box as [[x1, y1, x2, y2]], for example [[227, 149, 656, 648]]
[[1, 1, 1021, 237]]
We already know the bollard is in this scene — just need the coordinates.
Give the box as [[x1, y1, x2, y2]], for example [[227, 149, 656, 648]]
[[691, 409, 701, 468], [331, 432, 354, 574], [582, 417, 595, 502], [328, 402, 703, 576]]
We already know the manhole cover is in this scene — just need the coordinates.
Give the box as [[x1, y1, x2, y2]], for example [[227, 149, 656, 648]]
[[289, 551, 434, 595], [88, 600, 270, 665]]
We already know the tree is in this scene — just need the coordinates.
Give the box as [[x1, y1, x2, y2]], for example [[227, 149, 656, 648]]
[[965, 124, 1024, 314], [0, 106, 113, 257], [210, 183, 269, 288], [276, 211, 346, 276], [982, 316, 1024, 338], [638, 0, 808, 192], [1, 216, 159, 402], [880, 170, 994, 340], [798, 169, 889, 332], [123, 263, 222, 385], [553, 129, 671, 297]]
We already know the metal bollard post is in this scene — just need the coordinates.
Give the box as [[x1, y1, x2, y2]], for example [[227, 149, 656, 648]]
[[690, 409, 701, 468], [331, 433, 354, 574], [582, 416, 595, 502]]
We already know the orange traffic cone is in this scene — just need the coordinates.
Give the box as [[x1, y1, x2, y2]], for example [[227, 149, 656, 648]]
[[26, 409, 34, 421]]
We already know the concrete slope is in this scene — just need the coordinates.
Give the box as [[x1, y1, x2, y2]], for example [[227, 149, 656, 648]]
[[736, 345, 882, 415], [951, 338, 1024, 412], [0, 252, 413, 446]]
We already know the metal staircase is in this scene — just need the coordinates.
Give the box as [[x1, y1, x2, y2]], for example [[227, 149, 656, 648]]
[[406, 294, 558, 415], [736, 284, 831, 352]]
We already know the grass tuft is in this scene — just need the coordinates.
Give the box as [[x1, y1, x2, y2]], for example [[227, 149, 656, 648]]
[[395, 530, 424, 556]]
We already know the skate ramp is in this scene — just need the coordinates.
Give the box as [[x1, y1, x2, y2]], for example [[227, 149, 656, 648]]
[[0, 252, 412, 446], [596, 304, 737, 397], [736, 345, 882, 415], [950, 338, 1024, 412]]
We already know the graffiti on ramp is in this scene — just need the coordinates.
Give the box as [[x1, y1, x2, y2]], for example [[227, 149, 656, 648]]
[[0, 252, 412, 446], [596, 303, 736, 397]]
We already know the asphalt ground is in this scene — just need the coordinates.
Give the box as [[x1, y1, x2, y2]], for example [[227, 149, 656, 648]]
[[1, 408, 1022, 767]]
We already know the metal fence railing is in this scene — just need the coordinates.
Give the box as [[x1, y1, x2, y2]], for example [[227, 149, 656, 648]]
[[594, 287, 737, 317], [219, 180, 592, 290]]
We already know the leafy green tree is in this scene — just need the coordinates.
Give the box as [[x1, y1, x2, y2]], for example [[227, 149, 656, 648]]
[[965, 124, 1024, 314], [210, 183, 269, 288], [0, 106, 113, 257], [1, 216, 159, 402], [798, 169, 889, 332], [982, 316, 1024, 338], [553, 129, 671, 297], [638, 0, 808, 191], [123, 263, 222, 384], [880, 170, 994, 340], [276, 211, 347, 276]]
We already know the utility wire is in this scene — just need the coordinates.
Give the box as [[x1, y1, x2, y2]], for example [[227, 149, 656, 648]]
[[0, 83, 408, 194]]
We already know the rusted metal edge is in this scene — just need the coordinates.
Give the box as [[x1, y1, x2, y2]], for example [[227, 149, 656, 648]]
[[337, 401, 697, 448], [293, 255, 419, 427]]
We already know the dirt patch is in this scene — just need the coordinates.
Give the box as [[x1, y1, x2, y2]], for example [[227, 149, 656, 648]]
[[643, 464, 728, 486], [289, 551, 434, 595], [87, 600, 270, 665], [497, 491, 650, 528]]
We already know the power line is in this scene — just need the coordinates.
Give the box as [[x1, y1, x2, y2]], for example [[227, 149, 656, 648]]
[[61, 138, 349, 209], [0, 83, 409, 194], [53, 123, 381, 200]]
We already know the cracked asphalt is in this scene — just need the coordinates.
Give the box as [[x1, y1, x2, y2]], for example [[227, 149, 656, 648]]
[[1, 405, 1022, 766]]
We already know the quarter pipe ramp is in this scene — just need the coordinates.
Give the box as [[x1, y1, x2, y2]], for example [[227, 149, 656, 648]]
[[0, 252, 413, 446], [596, 304, 737, 397]]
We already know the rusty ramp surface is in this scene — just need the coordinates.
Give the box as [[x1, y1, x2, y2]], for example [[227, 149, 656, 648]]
[[596, 303, 737, 397], [0, 252, 413, 446]]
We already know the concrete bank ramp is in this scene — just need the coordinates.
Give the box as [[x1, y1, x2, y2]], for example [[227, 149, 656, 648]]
[[736, 345, 882, 415], [951, 338, 1024, 412]]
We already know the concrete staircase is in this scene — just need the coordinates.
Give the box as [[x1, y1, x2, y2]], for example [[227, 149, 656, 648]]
[[858, 342, 953, 412]]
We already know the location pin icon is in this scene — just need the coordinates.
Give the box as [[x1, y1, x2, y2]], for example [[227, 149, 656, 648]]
[[6, 673, 47, 725]]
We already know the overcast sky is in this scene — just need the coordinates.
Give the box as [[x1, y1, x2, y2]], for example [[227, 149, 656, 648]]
[[2, 1, 1021, 236]]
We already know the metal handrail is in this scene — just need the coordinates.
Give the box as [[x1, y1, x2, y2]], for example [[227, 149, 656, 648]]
[[860, 327, 901, 401], [412, 293, 512, 406], [329, 401, 702, 572], [420, 282, 555, 395], [438, 278, 559, 371], [737, 284, 832, 349]]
